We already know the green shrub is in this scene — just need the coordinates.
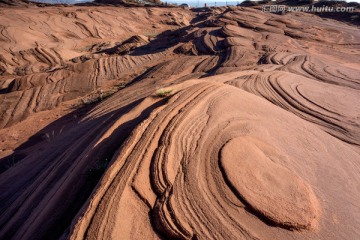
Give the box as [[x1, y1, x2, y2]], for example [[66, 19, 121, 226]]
[[155, 88, 173, 97]]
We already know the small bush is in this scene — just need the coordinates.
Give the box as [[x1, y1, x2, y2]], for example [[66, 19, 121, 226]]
[[155, 88, 173, 97]]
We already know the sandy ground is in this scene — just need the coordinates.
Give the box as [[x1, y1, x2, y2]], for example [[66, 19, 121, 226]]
[[0, 3, 359, 240]]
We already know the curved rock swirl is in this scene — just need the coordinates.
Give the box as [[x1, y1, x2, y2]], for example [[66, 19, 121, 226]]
[[263, 52, 360, 90], [69, 82, 321, 240], [227, 71, 360, 145], [1, 5, 360, 240]]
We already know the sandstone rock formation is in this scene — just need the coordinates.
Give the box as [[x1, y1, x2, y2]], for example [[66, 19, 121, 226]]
[[0, 4, 359, 240]]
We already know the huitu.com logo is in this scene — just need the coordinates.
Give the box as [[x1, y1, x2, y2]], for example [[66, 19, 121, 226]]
[[256, 0, 356, 13]]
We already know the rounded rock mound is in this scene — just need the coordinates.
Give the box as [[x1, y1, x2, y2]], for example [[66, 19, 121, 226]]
[[220, 137, 319, 230]]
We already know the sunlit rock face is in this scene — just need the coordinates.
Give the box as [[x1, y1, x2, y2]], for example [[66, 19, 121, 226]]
[[0, 4, 360, 240]]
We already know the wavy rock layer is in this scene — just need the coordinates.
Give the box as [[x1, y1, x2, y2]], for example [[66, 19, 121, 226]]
[[0, 6, 191, 128], [0, 4, 360, 240], [220, 136, 319, 230]]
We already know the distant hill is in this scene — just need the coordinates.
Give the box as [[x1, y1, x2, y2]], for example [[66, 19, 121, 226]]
[[0, 0, 30, 6], [93, 0, 161, 5]]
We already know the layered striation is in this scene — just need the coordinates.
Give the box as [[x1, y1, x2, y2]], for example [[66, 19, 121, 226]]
[[0, 4, 360, 240]]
